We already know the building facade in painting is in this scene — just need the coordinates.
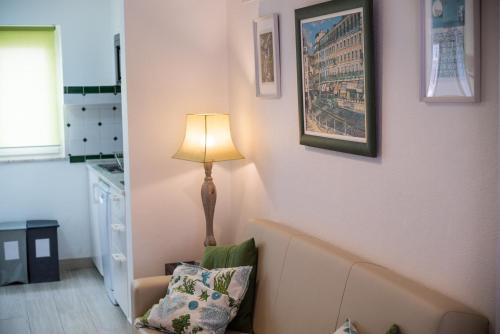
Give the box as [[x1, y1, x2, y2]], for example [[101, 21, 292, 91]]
[[303, 11, 366, 140]]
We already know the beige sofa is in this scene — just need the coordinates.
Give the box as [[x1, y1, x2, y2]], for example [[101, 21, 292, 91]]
[[132, 219, 489, 334]]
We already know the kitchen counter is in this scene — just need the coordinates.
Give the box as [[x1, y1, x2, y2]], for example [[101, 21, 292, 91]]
[[86, 159, 125, 193]]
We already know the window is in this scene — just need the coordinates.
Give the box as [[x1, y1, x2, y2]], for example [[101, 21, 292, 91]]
[[0, 26, 64, 161]]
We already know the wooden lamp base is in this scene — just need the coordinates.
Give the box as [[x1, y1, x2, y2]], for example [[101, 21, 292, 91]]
[[201, 161, 217, 246]]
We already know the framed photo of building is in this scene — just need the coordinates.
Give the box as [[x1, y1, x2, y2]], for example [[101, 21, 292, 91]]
[[295, 0, 376, 157], [253, 14, 281, 98], [420, 0, 480, 102]]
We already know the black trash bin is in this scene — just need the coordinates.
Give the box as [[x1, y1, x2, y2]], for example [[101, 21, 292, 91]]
[[26, 220, 60, 283]]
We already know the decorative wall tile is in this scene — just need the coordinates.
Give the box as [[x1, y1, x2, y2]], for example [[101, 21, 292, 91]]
[[64, 99, 123, 160], [64, 92, 121, 105]]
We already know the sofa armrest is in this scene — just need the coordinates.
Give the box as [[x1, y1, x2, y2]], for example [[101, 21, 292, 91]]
[[132, 275, 171, 319]]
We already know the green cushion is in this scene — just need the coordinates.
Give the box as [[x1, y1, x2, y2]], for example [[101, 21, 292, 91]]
[[386, 324, 401, 334], [201, 238, 258, 333]]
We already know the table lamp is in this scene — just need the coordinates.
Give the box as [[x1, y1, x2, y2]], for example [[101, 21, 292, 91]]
[[173, 114, 243, 246]]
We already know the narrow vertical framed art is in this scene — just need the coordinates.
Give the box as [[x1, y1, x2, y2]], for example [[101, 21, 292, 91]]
[[420, 0, 481, 102], [253, 14, 281, 98], [295, 0, 377, 157]]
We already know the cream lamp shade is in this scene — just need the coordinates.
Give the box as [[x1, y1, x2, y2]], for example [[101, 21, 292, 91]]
[[173, 113, 243, 163], [173, 113, 243, 246]]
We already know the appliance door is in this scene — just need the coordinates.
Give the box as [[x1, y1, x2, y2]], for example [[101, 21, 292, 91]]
[[96, 180, 117, 305], [90, 174, 104, 275]]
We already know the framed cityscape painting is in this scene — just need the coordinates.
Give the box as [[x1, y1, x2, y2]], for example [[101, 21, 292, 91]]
[[253, 14, 281, 98], [295, 0, 376, 157], [420, 0, 480, 102]]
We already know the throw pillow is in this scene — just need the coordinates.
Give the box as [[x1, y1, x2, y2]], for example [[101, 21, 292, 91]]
[[333, 319, 359, 334], [136, 263, 252, 334], [386, 324, 401, 334], [332, 320, 401, 334], [201, 238, 258, 333]]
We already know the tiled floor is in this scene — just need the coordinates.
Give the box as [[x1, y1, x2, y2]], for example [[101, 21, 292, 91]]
[[0, 267, 132, 334]]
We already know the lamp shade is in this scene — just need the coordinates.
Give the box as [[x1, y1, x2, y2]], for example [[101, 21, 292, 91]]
[[173, 114, 243, 163]]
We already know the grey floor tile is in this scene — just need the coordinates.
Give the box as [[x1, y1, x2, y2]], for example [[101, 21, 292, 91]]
[[0, 267, 132, 334], [0, 317, 30, 334]]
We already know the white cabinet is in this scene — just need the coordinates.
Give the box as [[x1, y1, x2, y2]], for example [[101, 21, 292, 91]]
[[87, 165, 130, 321], [111, 249, 129, 318], [87, 168, 103, 275], [109, 189, 130, 319]]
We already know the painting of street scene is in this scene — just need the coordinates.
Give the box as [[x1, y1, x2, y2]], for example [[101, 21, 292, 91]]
[[300, 9, 367, 142], [259, 31, 275, 83]]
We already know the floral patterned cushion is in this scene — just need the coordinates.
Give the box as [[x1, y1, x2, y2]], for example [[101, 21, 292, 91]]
[[386, 324, 401, 334], [333, 319, 402, 334], [333, 319, 359, 334], [136, 263, 252, 334]]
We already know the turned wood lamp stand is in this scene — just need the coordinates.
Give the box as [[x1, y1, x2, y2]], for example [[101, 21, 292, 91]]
[[202, 161, 217, 246], [173, 114, 243, 246]]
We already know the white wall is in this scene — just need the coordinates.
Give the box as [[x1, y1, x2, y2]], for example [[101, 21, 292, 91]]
[[0, 0, 116, 259], [227, 0, 498, 326], [0, 162, 90, 259], [0, 0, 115, 85], [123, 0, 232, 278]]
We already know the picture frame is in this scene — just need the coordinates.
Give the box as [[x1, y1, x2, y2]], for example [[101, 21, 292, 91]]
[[253, 14, 281, 98], [420, 0, 480, 103], [295, 0, 377, 157]]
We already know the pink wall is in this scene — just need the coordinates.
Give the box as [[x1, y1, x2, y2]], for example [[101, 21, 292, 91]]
[[122, 0, 498, 326], [124, 0, 234, 278], [228, 0, 498, 326]]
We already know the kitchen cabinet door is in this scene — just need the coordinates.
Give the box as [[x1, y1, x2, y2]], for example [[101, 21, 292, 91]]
[[87, 168, 103, 275], [111, 248, 129, 319], [109, 189, 129, 319]]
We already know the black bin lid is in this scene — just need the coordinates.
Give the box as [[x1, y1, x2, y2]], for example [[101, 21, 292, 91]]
[[27, 220, 59, 229]]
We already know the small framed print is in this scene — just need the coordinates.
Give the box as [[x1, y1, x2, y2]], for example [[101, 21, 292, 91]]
[[253, 14, 281, 98], [420, 0, 480, 102]]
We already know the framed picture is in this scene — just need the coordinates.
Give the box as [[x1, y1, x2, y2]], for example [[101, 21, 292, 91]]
[[295, 0, 377, 157], [253, 14, 281, 98], [420, 0, 480, 102]]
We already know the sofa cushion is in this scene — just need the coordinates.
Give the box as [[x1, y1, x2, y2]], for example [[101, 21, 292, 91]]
[[134, 318, 246, 334], [386, 325, 401, 334], [239, 220, 304, 334], [134, 321, 245, 334], [136, 264, 252, 334], [336, 263, 489, 334], [201, 238, 258, 333], [333, 319, 359, 334], [270, 235, 359, 334]]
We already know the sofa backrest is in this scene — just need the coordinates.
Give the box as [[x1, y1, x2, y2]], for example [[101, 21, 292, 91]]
[[241, 219, 488, 334]]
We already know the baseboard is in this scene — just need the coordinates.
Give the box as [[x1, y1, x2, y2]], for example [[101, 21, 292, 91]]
[[59, 257, 94, 270]]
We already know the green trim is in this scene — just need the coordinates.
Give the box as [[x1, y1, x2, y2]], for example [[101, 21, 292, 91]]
[[69, 154, 116, 163], [64, 85, 121, 95], [69, 155, 86, 163], [83, 86, 99, 94], [99, 86, 115, 93], [67, 86, 83, 94]]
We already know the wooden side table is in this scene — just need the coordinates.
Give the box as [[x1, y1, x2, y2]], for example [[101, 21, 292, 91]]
[[165, 261, 199, 275]]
